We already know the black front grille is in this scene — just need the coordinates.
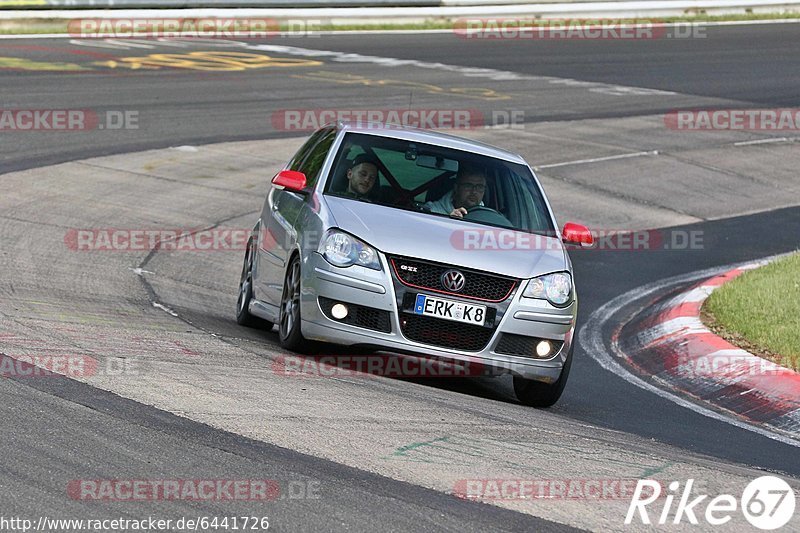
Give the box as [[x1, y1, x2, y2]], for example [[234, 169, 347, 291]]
[[389, 256, 517, 302], [400, 314, 494, 352], [319, 297, 392, 333], [494, 333, 563, 358]]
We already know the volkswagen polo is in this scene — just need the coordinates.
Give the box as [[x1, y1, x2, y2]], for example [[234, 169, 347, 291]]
[[236, 122, 593, 406]]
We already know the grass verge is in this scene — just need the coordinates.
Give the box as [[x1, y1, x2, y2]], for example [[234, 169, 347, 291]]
[[1, 12, 800, 35], [703, 252, 800, 372]]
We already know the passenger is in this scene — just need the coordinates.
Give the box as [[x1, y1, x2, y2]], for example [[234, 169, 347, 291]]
[[424, 164, 486, 218], [343, 154, 379, 200]]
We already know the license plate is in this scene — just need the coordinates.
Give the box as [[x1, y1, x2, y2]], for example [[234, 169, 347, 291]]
[[413, 294, 487, 326]]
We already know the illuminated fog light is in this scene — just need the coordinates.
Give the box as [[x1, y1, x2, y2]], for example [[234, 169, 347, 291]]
[[331, 303, 349, 320], [535, 340, 552, 357]]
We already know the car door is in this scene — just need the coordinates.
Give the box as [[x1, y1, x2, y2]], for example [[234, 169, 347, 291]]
[[254, 127, 337, 308]]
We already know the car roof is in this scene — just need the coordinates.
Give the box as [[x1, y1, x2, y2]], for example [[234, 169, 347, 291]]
[[333, 121, 528, 165]]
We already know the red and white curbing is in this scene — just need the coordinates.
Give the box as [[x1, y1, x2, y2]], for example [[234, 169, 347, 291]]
[[620, 261, 800, 435]]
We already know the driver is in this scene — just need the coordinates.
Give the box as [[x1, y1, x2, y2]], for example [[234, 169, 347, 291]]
[[424, 164, 486, 218]]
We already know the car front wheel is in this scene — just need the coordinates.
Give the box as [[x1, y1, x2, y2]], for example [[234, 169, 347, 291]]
[[513, 345, 573, 408], [279, 255, 311, 352]]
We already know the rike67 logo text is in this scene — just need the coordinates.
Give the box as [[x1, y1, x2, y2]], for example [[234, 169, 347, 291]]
[[626, 476, 795, 530]]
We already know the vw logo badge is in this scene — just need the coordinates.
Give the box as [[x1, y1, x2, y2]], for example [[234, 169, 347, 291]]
[[441, 270, 466, 292]]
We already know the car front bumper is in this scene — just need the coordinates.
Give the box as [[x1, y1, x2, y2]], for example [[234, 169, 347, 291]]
[[300, 252, 576, 382]]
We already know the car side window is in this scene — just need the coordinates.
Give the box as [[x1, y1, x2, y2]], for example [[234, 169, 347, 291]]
[[286, 130, 324, 171], [295, 128, 337, 189]]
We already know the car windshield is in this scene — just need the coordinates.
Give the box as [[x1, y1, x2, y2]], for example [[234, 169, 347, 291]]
[[324, 132, 555, 235]]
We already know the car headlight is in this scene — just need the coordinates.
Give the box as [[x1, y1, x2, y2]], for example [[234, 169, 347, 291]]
[[319, 229, 381, 270], [523, 272, 572, 306]]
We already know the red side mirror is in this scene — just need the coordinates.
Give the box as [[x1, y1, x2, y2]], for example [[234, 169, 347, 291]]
[[562, 222, 593, 247], [272, 170, 307, 192]]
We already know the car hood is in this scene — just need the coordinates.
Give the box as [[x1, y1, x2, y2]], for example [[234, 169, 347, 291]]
[[324, 196, 566, 279]]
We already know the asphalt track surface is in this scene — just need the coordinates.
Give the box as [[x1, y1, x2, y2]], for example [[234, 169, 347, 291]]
[[1, 23, 800, 531], [3, 23, 800, 173]]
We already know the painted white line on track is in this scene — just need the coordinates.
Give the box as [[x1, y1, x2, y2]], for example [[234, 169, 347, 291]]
[[536, 150, 658, 169], [243, 43, 677, 96], [247, 42, 536, 81], [675, 285, 715, 303], [638, 316, 708, 340], [734, 137, 793, 146], [152, 302, 179, 317], [578, 256, 800, 449]]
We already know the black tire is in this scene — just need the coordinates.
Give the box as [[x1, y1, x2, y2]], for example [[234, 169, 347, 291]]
[[278, 255, 312, 352], [236, 237, 274, 330], [513, 345, 573, 408]]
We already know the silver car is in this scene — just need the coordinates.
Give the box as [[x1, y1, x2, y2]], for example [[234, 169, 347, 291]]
[[236, 122, 593, 407]]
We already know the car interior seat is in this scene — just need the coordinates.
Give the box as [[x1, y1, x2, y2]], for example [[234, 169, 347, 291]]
[[424, 175, 456, 203]]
